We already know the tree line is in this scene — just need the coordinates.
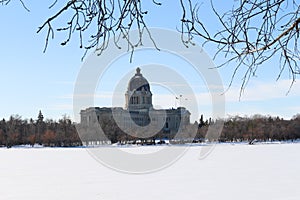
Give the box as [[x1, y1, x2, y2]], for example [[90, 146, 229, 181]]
[[196, 114, 300, 143], [0, 111, 300, 148], [0, 111, 81, 148]]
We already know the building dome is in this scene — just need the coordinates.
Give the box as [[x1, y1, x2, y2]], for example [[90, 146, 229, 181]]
[[128, 67, 150, 92], [125, 67, 152, 110]]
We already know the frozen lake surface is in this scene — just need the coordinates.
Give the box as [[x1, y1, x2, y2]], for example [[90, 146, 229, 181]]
[[1, 143, 299, 200]]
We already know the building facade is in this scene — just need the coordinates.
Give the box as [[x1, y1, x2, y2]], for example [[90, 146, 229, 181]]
[[80, 68, 191, 134]]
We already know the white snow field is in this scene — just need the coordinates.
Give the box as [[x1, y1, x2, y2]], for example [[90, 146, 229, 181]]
[[0, 143, 299, 200]]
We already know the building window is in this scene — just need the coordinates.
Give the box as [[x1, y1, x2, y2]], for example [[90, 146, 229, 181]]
[[165, 122, 169, 129], [133, 96, 138, 104]]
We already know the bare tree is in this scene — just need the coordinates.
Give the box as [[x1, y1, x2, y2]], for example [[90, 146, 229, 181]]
[[1, 0, 299, 90]]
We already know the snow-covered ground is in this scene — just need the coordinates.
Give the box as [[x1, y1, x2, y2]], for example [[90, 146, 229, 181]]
[[0, 143, 299, 200]]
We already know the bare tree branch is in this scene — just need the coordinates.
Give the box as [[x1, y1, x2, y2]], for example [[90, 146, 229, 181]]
[[0, 0, 30, 11], [34, 0, 161, 61], [1, 0, 299, 93], [180, 0, 300, 93]]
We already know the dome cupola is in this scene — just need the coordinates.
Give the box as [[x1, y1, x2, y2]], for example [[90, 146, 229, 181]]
[[125, 68, 152, 110], [128, 67, 151, 92]]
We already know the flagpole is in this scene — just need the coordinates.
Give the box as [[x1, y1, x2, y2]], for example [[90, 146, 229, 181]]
[[179, 95, 182, 107]]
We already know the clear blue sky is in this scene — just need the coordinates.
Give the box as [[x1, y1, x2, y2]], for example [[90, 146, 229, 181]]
[[0, 0, 299, 122]]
